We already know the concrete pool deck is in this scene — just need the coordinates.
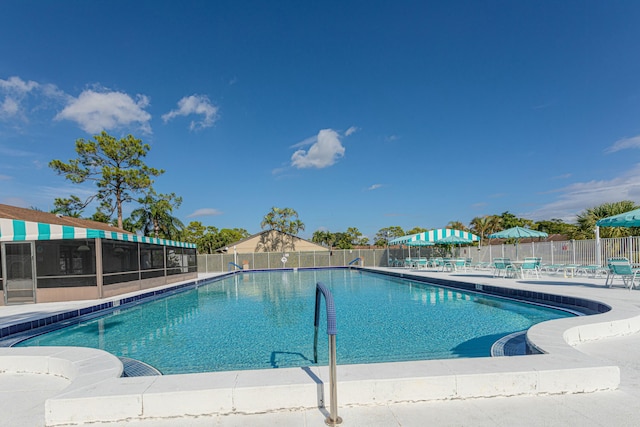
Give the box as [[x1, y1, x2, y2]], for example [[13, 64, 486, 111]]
[[1, 267, 640, 426]]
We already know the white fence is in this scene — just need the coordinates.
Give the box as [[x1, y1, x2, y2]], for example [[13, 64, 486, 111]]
[[197, 236, 640, 273]]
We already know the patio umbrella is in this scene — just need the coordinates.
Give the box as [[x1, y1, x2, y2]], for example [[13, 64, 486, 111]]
[[594, 208, 640, 265], [405, 239, 434, 257], [390, 229, 480, 245], [487, 226, 548, 260], [435, 235, 474, 245], [596, 208, 640, 227]]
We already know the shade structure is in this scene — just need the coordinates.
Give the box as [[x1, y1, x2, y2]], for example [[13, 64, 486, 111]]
[[0, 217, 196, 248], [487, 226, 548, 260], [389, 228, 480, 245], [596, 208, 640, 228]]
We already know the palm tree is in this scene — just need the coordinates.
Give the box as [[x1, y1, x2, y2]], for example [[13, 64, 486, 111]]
[[447, 221, 467, 231], [130, 190, 184, 239], [260, 207, 305, 252], [486, 215, 503, 235], [470, 216, 492, 246], [576, 200, 639, 239]]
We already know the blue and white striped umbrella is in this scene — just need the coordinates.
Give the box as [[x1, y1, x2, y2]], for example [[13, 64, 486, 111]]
[[390, 228, 480, 245]]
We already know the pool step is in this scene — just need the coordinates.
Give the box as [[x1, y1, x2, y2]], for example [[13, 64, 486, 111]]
[[491, 331, 542, 357], [119, 356, 162, 377]]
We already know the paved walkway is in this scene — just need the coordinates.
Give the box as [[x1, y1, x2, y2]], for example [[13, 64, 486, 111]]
[[2, 268, 640, 426]]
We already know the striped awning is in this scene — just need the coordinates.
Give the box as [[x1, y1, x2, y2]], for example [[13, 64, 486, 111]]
[[389, 228, 480, 245], [0, 218, 196, 248]]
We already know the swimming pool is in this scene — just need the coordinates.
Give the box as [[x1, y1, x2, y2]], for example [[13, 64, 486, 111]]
[[16, 269, 573, 374]]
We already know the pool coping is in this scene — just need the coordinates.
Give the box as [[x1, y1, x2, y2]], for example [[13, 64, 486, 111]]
[[1, 267, 638, 425]]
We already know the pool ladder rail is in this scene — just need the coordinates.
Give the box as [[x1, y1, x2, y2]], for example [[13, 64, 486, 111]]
[[314, 282, 342, 426], [227, 261, 243, 271]]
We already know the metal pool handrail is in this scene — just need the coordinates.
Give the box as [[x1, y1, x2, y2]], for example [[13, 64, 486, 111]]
[[348, 257, 361, 266], [313, 282, 342, 426], [227, 262, 243, 271]]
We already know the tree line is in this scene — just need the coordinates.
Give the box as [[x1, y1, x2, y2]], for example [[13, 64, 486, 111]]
[[48, 132, 640, 254]]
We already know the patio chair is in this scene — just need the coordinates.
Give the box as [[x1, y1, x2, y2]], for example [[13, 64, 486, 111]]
[[493, 258, 516, 278], [519, 257, 541, 279], [429, 257, 444, 269], [605, 257, 640, 289], [453, 258, 467, 272], [443, 257, 455, 272], [473, 261, 491, 270], [388, 258, 402, 267], [414, 258, 428, 269]]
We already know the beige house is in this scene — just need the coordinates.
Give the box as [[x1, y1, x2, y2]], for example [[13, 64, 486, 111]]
[[220, 230, 329, 254]]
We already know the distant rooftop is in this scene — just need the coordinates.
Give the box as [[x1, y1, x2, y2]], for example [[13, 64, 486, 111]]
[[0, 203, 131, 235]]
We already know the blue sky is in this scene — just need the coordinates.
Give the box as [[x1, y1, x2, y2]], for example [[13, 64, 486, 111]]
[[1, 1, 640, 241]]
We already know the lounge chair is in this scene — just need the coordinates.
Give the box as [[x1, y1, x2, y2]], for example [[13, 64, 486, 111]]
[[576, 264, 609, 278], [539, 264, 564, 275], [605, 257, 640, 289], [556, 264, 581, 278]]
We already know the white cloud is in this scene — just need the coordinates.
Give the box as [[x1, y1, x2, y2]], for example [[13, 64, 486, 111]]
[[162, 95, 219, 131], [187, 208, 223, 218], [291, 129, 346, 169], [605, 135, 640, 153], [0, 76, 39, 94], [526, 163, 640, 222], [0, 76, 40, 121], [345, 126, 358, 136], [368, 184, 382, 190], [0, 97, 19, 117], [290, 135, 317, 149], [0, 174, 12, 180], [0, 76, 67, 123], [385, 134, 399, 142], [55, 89, 152, 134]]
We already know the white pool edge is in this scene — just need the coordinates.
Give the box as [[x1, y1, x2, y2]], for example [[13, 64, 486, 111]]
[[3, 270, 639, 426]]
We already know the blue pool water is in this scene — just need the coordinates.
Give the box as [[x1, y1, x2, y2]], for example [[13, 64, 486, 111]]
[[17, 269, 573, 374]]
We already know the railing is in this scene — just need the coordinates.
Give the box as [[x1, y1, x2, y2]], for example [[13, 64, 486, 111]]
[[347, 257, 361, 266], [313, 282, 342, 426], [227, 262, 243, 271]]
